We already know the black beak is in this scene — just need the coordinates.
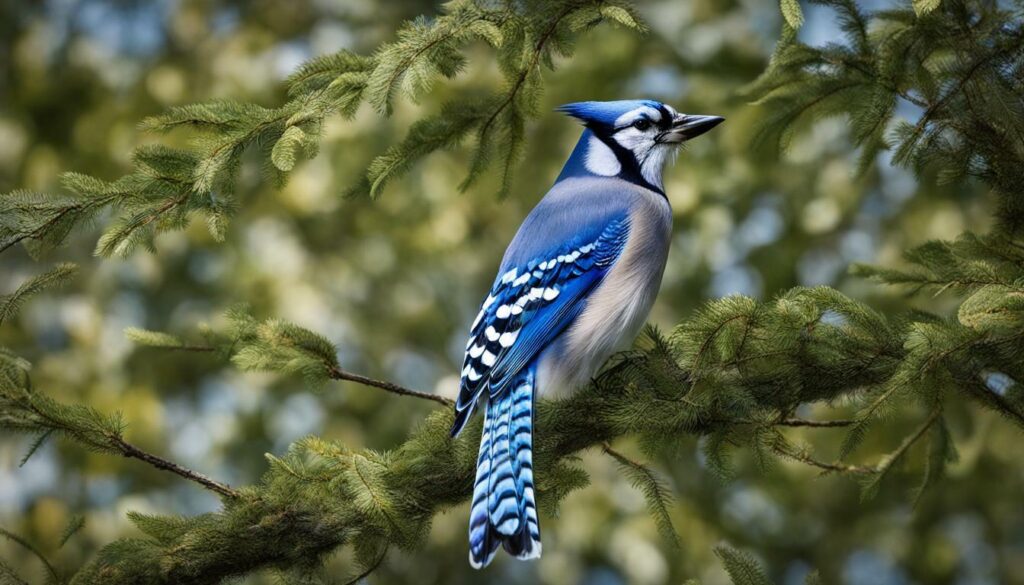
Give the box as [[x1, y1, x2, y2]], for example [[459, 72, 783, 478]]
[[657, 114, 725, 143]]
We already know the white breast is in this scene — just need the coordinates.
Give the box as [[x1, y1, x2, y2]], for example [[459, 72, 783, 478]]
[[538, 190, 672, 396]]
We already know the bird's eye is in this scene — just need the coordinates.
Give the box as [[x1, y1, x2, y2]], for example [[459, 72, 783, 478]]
[[632, 119, 651, 131]]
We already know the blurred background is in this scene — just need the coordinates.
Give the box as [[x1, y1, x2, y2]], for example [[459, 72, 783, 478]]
[[0, 0, 1019, 583]]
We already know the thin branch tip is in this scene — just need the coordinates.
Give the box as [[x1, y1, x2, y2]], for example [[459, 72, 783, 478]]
[[328, 366, 454, 406]]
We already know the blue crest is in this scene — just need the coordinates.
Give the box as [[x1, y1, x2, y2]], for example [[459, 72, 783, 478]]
[[556, 99, 665, 126]]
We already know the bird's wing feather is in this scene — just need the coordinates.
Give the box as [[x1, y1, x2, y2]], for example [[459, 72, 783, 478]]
[[451, 213, 630, 436]]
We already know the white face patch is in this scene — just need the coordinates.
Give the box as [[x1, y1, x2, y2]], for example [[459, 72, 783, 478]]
[[584, 135, 621, 176], [613, 127, 648, 151], [609, 105, 680, 191]]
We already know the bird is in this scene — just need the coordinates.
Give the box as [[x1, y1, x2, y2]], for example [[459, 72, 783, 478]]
[[449, 99, 723, 568]]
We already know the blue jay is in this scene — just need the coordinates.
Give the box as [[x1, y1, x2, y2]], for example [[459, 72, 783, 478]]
[[449, 99, 723, 568]]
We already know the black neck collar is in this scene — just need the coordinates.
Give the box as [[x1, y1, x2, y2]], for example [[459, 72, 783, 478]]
[[589, 124, 665, 197]]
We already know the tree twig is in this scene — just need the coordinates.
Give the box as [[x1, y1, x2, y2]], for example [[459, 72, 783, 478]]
[[713, 416, 855, 428], [328, 366, 454, 406], [601, 441, 637, 464], [110, 435, 241, 499], [20, 397, 241, 499], [770, 443, 876, 475], [776, 417, 856, 428], [878, 408, 942, 470]]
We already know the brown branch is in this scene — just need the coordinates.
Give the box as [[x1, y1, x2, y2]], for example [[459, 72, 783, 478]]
[[110, 435, 240, 499], [709, 416, 855, 428], [601, 441, 638, 465], [878, 408, 942, 470], [19, 395, 239, 498], [776, 417, 856, 428], [166, 344, 217, 353], [772, 409, 942, 476], [772, 443, 876, 475], [328, 365, 454, 406]]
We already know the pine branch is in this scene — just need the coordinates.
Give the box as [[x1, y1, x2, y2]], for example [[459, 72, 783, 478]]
[[601, 442, 679, 547], [0, 1, 648, 257], [859, 408, 942, 500], [0, 191, 116, 257], [0, 526, 59, 585], [62, 282, 1015, 583], [0, 558, 30, 585], [327, 366, 453, 407], [770, 441, 876, 475], [58, 516, 86, 549], [1, 383, 240, 499], [714, 543, 774, 585], [718, 417, 855, 428], [111, 436, 240, 499], [8, 265, 1019, 582], [127, 313, 453, 406], [776, 417, 855, 427], [0, 263, 77, 325]]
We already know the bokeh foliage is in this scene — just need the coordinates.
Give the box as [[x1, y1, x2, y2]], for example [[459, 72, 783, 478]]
[[2, 0, 1024, 584]]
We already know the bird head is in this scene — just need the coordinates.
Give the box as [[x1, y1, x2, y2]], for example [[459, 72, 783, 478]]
[[557, 100, 723, 190]]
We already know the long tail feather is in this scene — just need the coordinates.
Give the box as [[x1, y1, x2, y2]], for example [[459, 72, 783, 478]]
[[468, 367, 541, 568]]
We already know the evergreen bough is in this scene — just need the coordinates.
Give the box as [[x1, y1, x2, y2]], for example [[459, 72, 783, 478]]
[[2, 0, 1024, 582]]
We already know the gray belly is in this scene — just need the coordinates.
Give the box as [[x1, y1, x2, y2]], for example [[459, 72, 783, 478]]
[[537, 195, 672, 396]]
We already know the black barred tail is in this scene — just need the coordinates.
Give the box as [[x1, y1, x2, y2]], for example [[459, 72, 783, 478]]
[[468, 367, 541, 569]]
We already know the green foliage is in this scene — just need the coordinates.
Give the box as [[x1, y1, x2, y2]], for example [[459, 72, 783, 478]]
[[672, 287, 901, 413], [359, 99, 491, 198], [603, 444, 679, 547], [0, 263, 76, 325], [746, 0, 1024, 499], [123, 328, 190, 350], [0, 269, 152, 474], [224, 306, 340, 390], [779, 0, 804, 29], [840, 234, 1024, 460], [58, 272, 1018, 580], [365, 1, 500, 115], [0, 559, 29, 585], [0, 0, 646, 257], [913, 0, 943, 16], [129, 305, 343, 390], [750, 0, 1024, 231], [0, 264, 77, 404], [58, 516, 86, 549], [361, 0, 647, 199], [0, 526, 59, 585], [714, 544, 774, 585], [0, 190, 110, 258], [851, 233, 1024, 294], [0, 381, 127, 457]]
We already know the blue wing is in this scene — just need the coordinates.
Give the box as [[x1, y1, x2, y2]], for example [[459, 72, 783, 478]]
[[450, 214, 631, 436]]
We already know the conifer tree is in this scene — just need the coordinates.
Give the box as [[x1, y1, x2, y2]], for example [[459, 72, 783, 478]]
[[1, 0, 1023, 582]]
